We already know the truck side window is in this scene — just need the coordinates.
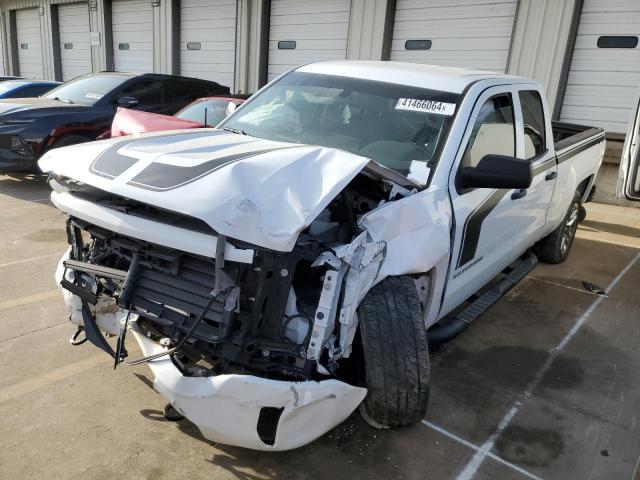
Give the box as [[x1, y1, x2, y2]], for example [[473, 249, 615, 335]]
[[519, 90, 546, 159], [461, 93, 515, 168]]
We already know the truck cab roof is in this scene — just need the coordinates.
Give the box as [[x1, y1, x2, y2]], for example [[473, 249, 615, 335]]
[[297, 61, 534, 93]]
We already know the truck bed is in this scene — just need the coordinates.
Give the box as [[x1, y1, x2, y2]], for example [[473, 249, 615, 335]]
[[552, 121, 605, 155]]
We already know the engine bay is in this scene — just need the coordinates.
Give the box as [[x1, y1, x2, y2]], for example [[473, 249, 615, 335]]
[[60, 171, 401, 383]]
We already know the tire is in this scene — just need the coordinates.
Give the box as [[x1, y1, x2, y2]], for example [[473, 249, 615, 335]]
[[50, 134, 90, 149], [357, 275, 430, 428], [537, 190, 582, 264]]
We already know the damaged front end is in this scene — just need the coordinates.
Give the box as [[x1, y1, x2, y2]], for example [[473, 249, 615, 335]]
[[52, 170, 406, 450]]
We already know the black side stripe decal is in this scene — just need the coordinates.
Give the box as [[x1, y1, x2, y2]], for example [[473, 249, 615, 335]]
[[456, 189, 508, 269], [532, 158, 555, 176], [557, 134, 605, 164], [455, 134, 604, 269], [127, 146, 301, 191]]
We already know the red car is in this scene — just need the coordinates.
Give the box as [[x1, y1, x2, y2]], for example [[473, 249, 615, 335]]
[[104, 96, 246, 139]]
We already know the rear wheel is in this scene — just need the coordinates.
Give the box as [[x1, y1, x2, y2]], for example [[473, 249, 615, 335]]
[[537, 190, 582, 264], [357, 275, 430, 428]]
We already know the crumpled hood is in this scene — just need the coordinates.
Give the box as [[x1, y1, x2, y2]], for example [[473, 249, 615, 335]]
[[39, 129, 371, 252]]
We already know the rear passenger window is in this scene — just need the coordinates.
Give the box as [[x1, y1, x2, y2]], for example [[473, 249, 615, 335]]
[[462, 93, 515, 168], [519, 90, 546, 159], [120, 80, 166, 106]]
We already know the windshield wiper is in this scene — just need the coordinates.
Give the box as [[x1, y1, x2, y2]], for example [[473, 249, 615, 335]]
[[221, 126, 246, 135]]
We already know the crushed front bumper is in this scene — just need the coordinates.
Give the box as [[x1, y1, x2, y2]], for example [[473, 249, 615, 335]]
[[56, 250, 367, 451], [131, 327, 367, 451]]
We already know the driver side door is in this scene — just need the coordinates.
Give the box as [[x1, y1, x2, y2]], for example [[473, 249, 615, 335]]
[[440, 86, 525, 318]]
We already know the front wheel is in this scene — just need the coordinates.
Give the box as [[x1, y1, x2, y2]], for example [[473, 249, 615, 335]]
[[357, 275, 430, 428], [537, 190, 582, 264]]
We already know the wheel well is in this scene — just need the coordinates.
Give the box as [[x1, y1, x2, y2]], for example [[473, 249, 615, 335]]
[[576, 175, 593, 202]]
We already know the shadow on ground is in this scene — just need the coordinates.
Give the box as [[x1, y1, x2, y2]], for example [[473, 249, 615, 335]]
[[0, 173, 51, 204]]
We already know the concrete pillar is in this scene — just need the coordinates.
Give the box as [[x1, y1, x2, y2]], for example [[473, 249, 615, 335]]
[[234, 0, 268, 94], [88, 0, 110, 72], [152, 0, 177, 74], [507, 0, 582, 115], [346, 0, 394, 61]]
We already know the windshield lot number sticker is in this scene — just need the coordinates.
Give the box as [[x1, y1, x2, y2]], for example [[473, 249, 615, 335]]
[[396, 98, 455, 116]]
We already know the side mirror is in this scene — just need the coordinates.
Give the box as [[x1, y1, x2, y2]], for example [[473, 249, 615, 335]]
[[116, 96, 139, 108], [460, 154, 532, 190]]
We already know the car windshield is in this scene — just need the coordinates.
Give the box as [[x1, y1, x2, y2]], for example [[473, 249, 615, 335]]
[[221, 71, 459, 176], [0, 81, 29, 93], [44, 74, 131, 106], [177, 98, 240, 126]]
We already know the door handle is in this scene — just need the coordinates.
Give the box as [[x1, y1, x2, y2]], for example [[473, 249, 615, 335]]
[[511, 189, 527, 200], [545, 171, 557, 181]]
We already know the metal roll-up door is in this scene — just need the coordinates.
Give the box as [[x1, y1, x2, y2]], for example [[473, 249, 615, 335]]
[[390, 0, 518, 72], [560, 0, 640, 134], [179, 0, 237, 90], [58, 2, 92, 81], [111, 0, 153, 73], [267, 0, 352, 82], [16, 8, 44, 79]]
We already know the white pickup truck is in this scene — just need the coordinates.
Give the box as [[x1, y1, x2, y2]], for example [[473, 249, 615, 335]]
[[39, 61, 605, 451]]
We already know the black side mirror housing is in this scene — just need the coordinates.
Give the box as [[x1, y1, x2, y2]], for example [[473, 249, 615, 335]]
[[116, 96, 139, 108], [460, 154, 533, 190]]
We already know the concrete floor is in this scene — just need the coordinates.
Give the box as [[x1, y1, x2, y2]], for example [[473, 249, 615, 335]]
[[1, 173, 639, 480]]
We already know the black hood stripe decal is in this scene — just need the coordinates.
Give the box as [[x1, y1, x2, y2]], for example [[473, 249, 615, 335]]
[[127, 145, 301, 192], [89, 130, 226, 179], [90, 152, 138, 179]]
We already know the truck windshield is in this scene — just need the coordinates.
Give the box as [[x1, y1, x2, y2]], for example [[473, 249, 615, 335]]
[[222, 71, 459, 176]]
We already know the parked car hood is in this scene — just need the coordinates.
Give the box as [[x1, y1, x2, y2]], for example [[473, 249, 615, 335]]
[[0, 97, 86, 116], [38, 129, 371, 251]]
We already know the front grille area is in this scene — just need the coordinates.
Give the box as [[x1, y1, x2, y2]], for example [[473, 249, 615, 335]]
[[72, 218, 239, 345], [66, 217, 311, 379], [130, 258, 231, 343]]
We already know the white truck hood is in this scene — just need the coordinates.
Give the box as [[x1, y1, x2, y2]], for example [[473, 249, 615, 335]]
[[39, 129, 370, 252]]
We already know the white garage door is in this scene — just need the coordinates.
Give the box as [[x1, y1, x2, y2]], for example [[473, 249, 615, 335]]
[[180, 0, 237, 90], [112, 0, 153, 73], [390, 0, 518, 72], [58, 2, 92, 81], [16, 8, 44, 79], [267, 0, 351, 82], [560, 0, 640, 134]]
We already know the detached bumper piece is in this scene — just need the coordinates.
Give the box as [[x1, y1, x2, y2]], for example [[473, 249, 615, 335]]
[[132, 328, 367, 451]]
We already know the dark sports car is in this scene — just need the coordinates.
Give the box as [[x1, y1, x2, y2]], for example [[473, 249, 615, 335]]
[[0, 72, 229, 172]]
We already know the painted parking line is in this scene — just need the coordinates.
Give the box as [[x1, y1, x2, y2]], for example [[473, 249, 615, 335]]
[[0, 353, 109, 404], [455, 251, 640, 480], [422, 420, 543, 480], [0, 289, 60, 312], [527, 277, 600, 296], [0, 252, 61, 269], [0, 321, 68, 344]]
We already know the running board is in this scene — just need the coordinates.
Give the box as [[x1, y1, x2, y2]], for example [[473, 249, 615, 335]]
[[428, 252, 539, 346]]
